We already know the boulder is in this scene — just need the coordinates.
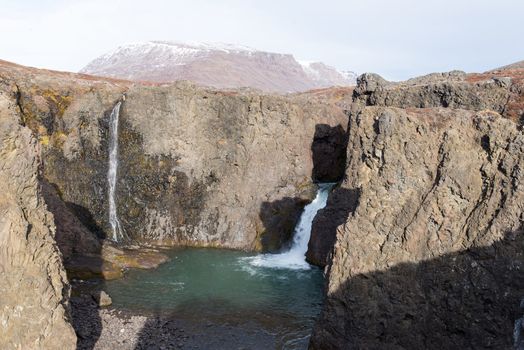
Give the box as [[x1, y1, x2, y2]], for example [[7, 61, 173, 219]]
[[93, 291, 112, 307]]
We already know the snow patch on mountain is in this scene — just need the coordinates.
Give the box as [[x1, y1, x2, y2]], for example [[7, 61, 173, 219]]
[[298, 60, 322, 80], [81, 41, 357, 92]]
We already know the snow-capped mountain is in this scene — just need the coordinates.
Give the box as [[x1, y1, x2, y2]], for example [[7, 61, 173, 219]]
[[80, 41, 356, 93]]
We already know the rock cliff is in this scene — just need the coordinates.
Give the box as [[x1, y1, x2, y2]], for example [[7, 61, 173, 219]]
[[0, 60, 347, 252], [0, 81, 76, 349], [310, 69, 524, 348]]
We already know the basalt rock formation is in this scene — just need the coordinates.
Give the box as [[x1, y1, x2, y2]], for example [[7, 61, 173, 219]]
[[0, 60, 347, 253], [310, 68, 524, 348], [0, 82, 76, 349]]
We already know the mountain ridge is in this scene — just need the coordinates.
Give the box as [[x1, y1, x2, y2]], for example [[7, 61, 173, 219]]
[[80, 41, 357, 93], [491, 59, 524, 71]]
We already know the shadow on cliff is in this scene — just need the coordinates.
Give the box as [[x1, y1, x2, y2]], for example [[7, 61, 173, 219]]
[[40, 180, 106, 350], [258, 197, 311, 252], [306, 187, 360, 266], [305, 124, 353, 265], [257, 123, 349, 253], [66, 202, 106, 239], [310, 228, 524, 350], [311, 124, 348, 183]]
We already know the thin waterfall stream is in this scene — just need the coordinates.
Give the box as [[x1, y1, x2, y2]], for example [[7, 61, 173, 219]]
[[107, 99, 126, 241]]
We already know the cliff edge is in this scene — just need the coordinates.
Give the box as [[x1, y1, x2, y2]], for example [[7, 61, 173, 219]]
[[0, 81, 76, 349], [310, 69, 524, 348]]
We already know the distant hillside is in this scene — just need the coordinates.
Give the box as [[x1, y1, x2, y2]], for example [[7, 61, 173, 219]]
[[80, 41, 356, 93], [490, 60, 524, 71]]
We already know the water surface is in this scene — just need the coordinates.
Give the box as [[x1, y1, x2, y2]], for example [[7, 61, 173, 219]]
[[105, 248, 325, 349]]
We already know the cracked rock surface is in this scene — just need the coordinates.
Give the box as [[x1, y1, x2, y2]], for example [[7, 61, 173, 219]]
[[310, 69, 524, 349], [0, 81, 76, 349]]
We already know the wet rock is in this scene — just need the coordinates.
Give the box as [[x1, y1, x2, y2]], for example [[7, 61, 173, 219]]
[[66, 254, 123, 280], [65, 244, 170, 280], [101, 243, 170, 270], [93, 291, 112, 307], [257, 195, 312, 252], [307, 187, 360, 267]]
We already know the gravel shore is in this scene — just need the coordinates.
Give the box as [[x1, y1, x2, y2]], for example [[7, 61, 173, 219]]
[[71, 294, 277, 350], [71, 292, 192, 350]]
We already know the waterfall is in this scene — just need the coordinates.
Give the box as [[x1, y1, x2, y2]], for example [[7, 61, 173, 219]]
[[244, 183, 335, 270], [107, 100, 126, 241]]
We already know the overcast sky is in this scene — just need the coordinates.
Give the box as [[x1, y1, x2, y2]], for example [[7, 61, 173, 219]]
[[1, 0, 523, 81]]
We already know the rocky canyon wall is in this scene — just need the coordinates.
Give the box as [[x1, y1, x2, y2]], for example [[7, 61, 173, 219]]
[[0, 81, 76, 349], [0, 60, 347, 253], [310, 70, 524, 348]]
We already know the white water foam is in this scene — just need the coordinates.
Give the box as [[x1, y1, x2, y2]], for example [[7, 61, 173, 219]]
[[242, 183, 334, 270]]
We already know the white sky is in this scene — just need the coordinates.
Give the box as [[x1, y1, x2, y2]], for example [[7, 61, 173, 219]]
[[1, 0, 523, 81]]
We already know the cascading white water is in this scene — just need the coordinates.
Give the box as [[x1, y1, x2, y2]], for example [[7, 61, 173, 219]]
[[107, 100, 126, 241], [244, 183, 335, 270]]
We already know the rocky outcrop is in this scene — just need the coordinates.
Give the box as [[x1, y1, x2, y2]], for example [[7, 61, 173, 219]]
[[354, 71, 512, 112], [0, 84, 76, 349], [310, 70, 524, 348]]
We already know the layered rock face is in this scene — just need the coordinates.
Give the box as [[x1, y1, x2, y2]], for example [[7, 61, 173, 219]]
[[310, 70, 524, 348], [0, 60, 347, 252], [0, 83, 76, 349]]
